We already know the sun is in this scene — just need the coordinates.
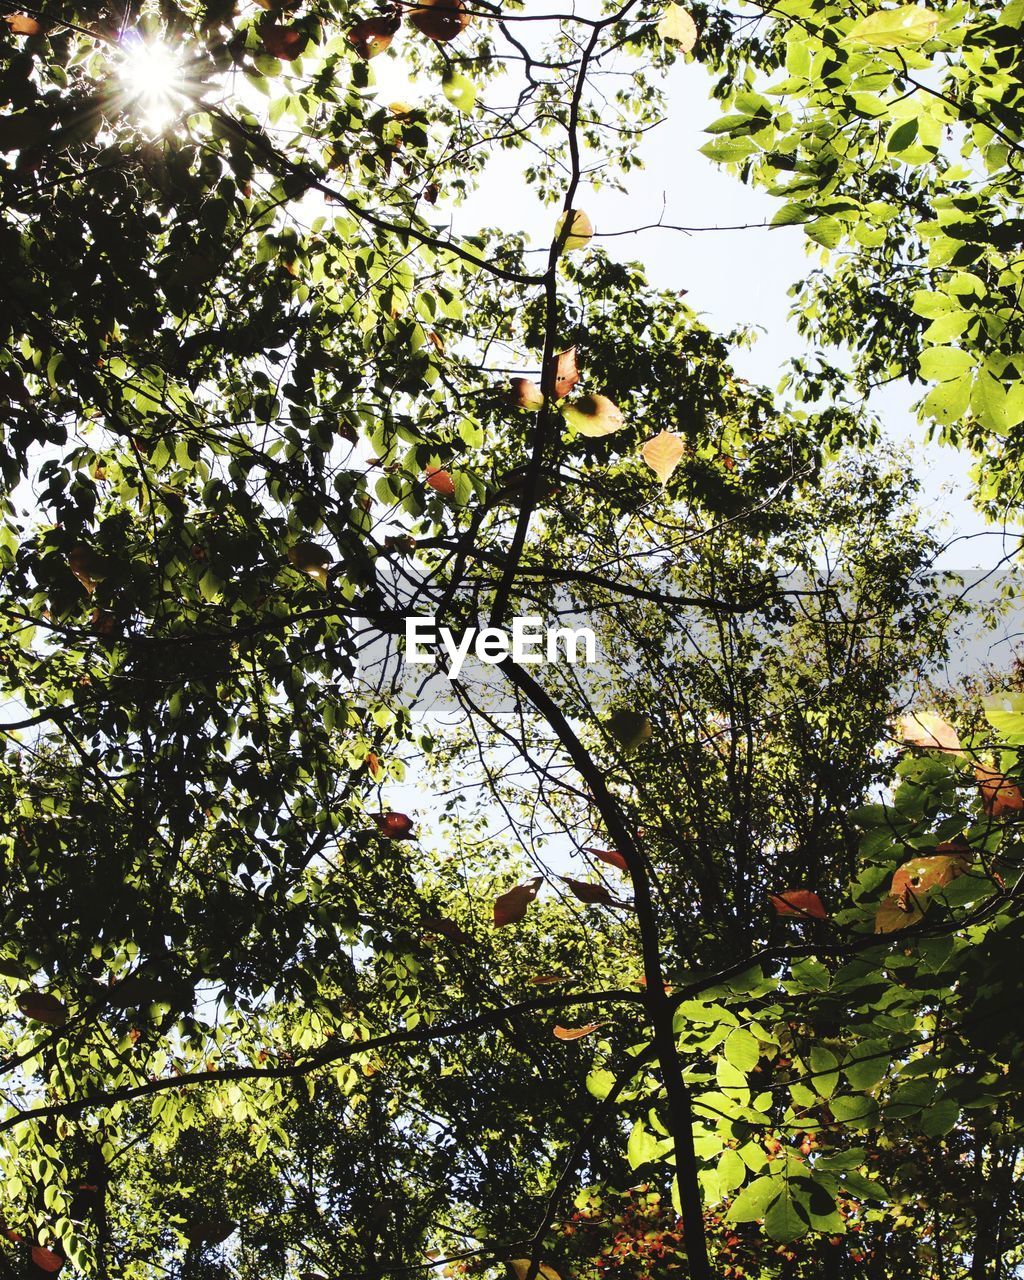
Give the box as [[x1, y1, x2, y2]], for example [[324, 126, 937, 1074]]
[[117, 36, 184, 131]]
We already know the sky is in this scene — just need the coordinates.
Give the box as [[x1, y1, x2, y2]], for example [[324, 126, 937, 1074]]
[[370, 48, 1022, 575]]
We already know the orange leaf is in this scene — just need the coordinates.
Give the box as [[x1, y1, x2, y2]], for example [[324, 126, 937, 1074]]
[[4, 12, 42, 33], [373, 811, 414, 839], [898, 710, 962, 754], [364, 751, 382, 778], [552, 347, 579, 398], [583, 846, 629, 873], [641, 430, 687, 485], [494, 876, 543, 926], [975, 763, 1024, 817], [425, 466, 456, 496], [768, 890, 827, 920], [347, 13, 400, 57], [891, 853, 968, 903], [553, 1023, 602, 1041]]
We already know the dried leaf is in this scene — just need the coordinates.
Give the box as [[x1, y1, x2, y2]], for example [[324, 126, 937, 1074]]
[[529, 974, 568, 985], [288, 541, 331, 586], [584, 846, 629, 873], [552, 348, 579, 398], [425, 466, 456, 496], [560, 876, 616, 907], [510, 377, 544, 411], [422, 916, 472, 944], [975, 763, 1024, 817], [641, 430, 687, 485], [30, 1247, 64, 1274], [373, 811, 414, 839], [347, 15, 399, 57], [4, 12, 43, 34], [554, 208, 593, 252], [899, 710, 962, 754], [493, 876, 543, 926], [408, 0, 469, 41], [657, 3, 697, 49], [259, 20, 307, 58], [768, 890, 827, 920], [68, 544, 110, 594], [553, 1023, 602, 1041], [17, 990, 67, 1026], [891, 853, 968, 903], [562, 394, 626, 437]]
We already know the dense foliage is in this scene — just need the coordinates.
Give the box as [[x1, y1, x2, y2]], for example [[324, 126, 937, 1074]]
[[2, 0, 1024, 1276]]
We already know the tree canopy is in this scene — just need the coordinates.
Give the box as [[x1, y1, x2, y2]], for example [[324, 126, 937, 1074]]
[[2, 0, 1024, 1277]]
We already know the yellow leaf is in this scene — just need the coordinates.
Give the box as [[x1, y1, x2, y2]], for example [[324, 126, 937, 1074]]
[[845, 5, 939, 49], [640, 430, 687, 484], [554, 209, 593, 252], [657, 3, 697, 49], [508, 1260, 563, 1280], [562, 394, 626, 437]]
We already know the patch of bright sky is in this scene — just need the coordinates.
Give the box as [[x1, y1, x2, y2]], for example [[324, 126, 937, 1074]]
[[368, 47, 1021, 573]]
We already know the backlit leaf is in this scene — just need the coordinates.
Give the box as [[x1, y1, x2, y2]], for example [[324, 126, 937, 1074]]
[[641, 430, 687, 484], [562, 394, 626, 437], [552, 348, 579, 398], [553, 1022, 602, 1040], [898, 710, 962, 754], [845, 5, 939, 48], [583, 846, 629, 872], [657, 4, 697, 49], [559, 876, 617, 907], [554, 209, 593, 252], [493, 877, 543, 926], [769, 890, 827, 919], [975, 763, 1024, 816]]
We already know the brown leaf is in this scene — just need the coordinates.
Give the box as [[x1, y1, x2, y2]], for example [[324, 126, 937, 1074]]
[[641, 430, 687, 485], [427, 330, 445, 355], [562, 394, 626, 437], [493, 877, 542, 926], [891, 853, 968, 903], [185, 1218, 234, 1244], [259, 20, 307, 58], [584, 846, 629, 873], [529, 974, 568, 985], [552, 347, 579, 398], [288, 541, 332, 585], [408, 0, 470, 41], [17, 991, 67, 1026], [364, 751, 382, 778], [560, 876, 616, 907], [422, 916, 472, 944], [975, 763, 1024, 817], [510, 377, 545, 411], [68, 544, 109, 594], [768, 890, 827, 920], [347, 13, 400, 57], [898, 710, 962, 754], [553, 1023, 602, 1041], [373, 811, 414, 839], [30, 1247, 64, 1274], [425, 466, 456, 497], [875, 892, 926, 934], [4, 12, 43, 34]]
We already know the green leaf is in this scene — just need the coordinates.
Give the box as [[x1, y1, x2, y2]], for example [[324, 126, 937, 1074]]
[[724, 1027, 760, 1072], [717, 1147, 746, 1192], [699, 137, 759, 163], [845, 6, 940, 49], [764, 1182, 810, 1241], [727, 1174, 778, 1222], [809, 1046, 839, 1098], [920, 1097, 960, 1138], [771, 202, 812, 227], [805, 216, 843, 248], [844, 1039, 890, 1090], [442, 71, 477, 114], [971, 370, 1009, 432], [918, 346, 974, 381], [586, 1069, 616, 1100]]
